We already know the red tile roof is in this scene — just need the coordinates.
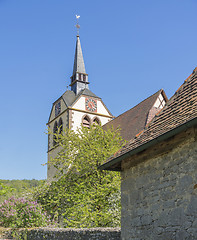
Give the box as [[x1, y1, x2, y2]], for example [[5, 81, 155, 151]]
[[100, 67, 197, 171], [103, 89, 167, 141]]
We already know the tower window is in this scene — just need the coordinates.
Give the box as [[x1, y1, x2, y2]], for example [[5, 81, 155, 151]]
[[53, 121, 58, 146], [82, 115, 91, 128], [93, 117, 100, 125], [58, 118, 63, 134], [83, 75, 86, 82], [79, 74, 81, 81]]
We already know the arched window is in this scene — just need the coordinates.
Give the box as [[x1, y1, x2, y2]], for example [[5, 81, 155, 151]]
[[82, 115, 91, 128], [92, 117, 100, 125], [58, 118, 63, 134], [53, 121, 58, 146]]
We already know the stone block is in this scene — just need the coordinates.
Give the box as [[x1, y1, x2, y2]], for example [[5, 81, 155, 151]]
[[129, 190, 140, 204], [176, 175, 193, 193], [158, 231, 175, 240], [187, 195, 197, 216], [156, 211, 170, 227], [140, 215, 153, 225], [175, 230, 191, 240], [169, 207, 185, 226], [160, 189, 176, 201], [163, 199, 175, 209], [131, 217, 141, 227], [121, 193, 129, 208], [187, 227, 197, 239]]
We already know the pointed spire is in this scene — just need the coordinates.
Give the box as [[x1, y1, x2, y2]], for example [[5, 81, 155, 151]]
[[73, 36, 86, 75], [70, 35, 89, 95]]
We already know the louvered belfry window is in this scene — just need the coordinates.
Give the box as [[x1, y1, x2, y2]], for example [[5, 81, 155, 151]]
[[82, 116, 90, 128], [93, 117, 100, 125]]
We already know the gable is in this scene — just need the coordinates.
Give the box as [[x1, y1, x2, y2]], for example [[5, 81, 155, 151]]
[[103, 89, 167, 141], [146, 91, 167, 125], [48, 97, 68, 123], [48, 90, 78, 123], [72, 94, 111, 116]]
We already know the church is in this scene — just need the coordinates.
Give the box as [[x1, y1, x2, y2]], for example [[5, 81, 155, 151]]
[[45, 20, 197, 239], [47, 29, 169, 180], [47, 34, 113, 179]]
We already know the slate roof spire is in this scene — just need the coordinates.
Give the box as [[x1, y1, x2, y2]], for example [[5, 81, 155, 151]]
[[73, 35, 86, 75], [70, 35, 89, 95]]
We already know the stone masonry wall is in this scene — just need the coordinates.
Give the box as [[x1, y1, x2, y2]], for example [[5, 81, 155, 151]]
[[0, 227, 121, 240], [121, 127, 197, 240]]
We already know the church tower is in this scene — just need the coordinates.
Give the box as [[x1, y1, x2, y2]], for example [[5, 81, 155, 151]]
[[70, 35, 89, 95], [47, 31, 113, 179]]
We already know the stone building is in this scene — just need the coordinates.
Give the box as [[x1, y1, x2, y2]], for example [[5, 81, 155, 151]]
[[47, 34, 113, 179], [100, 68, 197, 239]]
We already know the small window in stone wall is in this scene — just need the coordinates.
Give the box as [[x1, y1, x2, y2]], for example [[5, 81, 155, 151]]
[[82, 115, 91, 128]]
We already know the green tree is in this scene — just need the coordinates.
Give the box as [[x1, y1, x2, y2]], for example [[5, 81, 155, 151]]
[[34, 124, 125, 228], [0, 182, 15, 196]]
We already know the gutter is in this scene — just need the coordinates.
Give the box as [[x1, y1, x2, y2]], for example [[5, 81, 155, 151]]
[[99, 117, 197, 171]]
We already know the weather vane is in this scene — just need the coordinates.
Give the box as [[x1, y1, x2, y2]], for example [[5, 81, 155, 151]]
[[75, 15, 80, 36]]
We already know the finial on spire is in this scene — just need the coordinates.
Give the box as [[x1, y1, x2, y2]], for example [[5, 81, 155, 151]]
[[75, 15, 80, 36]]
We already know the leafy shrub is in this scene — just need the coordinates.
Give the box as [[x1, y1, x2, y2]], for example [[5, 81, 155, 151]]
[[0, 182, 15, 197], [35, 125, 125, 228], [0, 197, 56, 228]]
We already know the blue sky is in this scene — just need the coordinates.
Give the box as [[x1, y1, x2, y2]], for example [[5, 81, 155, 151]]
[[0, 0, 197, 180]]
